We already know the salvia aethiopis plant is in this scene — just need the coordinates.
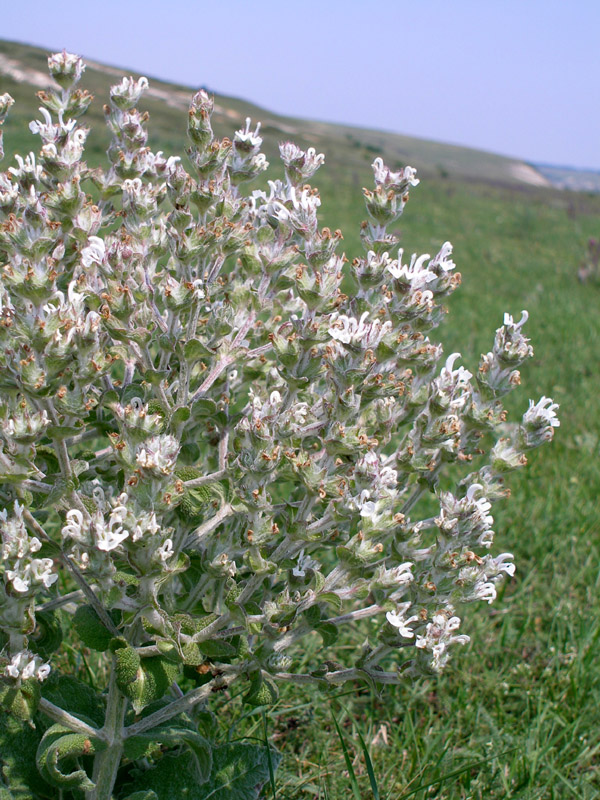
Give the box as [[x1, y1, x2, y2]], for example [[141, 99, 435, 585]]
[[0, 52, 559, 799]]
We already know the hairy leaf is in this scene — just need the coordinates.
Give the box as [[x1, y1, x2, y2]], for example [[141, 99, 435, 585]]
[[126, 742, 280, 800]]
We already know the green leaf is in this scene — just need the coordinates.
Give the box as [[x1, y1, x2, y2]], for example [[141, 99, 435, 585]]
[[29, 610, 63, 659], [243, 672, 279, 708], [197, 639, 238, 660], [0, 709, 50, 798], [126, 726, 212, 785], [36, 723, 104, 792], [122, 792, 159, 800], [121, 383, 147, 404], [73, 604, 120, 651], [316, 622, 339, 647], [44, 476, 69, 507], [0, 678, 40, 721], [46, 424, 83, 440], [129, 742, 281, 800], [184, 338, 212, 362], [318, 592, 343, 612], [115, 647, 180, 713], [41, 674, 106, 727], [171, 406, 191, 425]]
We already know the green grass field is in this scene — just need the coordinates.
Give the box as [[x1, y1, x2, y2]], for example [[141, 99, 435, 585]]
[[232, 177, 600, 799], [2, 40, 600, 800]]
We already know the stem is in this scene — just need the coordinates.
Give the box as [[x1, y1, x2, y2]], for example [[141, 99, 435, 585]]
[[22, 479, 51, 494], [182, 468, 226, 489], [23, 510, 120, 638], [183, 502, 234, 548], [39, 698, 101, 739], [272, 667, 402, 686], [39, 589, 84, 612], [189, 356, 235, 403], [245, 342, 272, 359], [87, 662, 128, 800], [123, 671, 240, 739]]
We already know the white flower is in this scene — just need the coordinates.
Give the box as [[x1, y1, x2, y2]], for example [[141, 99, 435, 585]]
[[487, 552, 516, 578], [523, 396, 560, 430], [292, 548, 318, 578], [234, 118, 263, 150], [433, 353, 473, 411], [328, 311, 392, 348], [430, 241, 456, 272], [81, 236, 105, 268], [110, 76, 149, 107], [29, 107, 77, 140], [416, 613, 470, 671], [5, 651, 50, 682], [48, 51, 84, 84], [386, 251, 435, 286], [94, 512, 129, 552], [372, 158, 419, 189], [440, 353, 472, 389], [155, 538, 174, 562], [279, 142, 325, 180], [8, 152, 43, 183], [473, 580, 497, 604], [62, 509, 86, 543], [132, 511, 160, 542], [289, 402, 309, 425], [390, 562, 414, 585], [7, 558, 57, 592], [135, 435, 180, 475], [503, 309, 528, 331], [355, 451, 398, 491], [354, 489, 380, 521], [386, 602, 419, 637]]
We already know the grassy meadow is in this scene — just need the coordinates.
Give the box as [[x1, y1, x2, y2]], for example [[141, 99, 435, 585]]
[[2, 40, 600, 799], [266, 177, 600, 799]]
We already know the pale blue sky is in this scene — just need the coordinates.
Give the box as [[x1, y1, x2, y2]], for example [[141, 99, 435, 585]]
[[2, 0, 598, 169]]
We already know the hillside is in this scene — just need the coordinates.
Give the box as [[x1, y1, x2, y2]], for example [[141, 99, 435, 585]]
[[0, 38, 552, 191]]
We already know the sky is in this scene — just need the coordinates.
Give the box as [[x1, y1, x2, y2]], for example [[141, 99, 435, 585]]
[[1, 0, 598, 170]]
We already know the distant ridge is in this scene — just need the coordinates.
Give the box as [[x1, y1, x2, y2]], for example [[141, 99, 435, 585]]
[[534, 163, 600, 193], [0, 39, 590, 192]]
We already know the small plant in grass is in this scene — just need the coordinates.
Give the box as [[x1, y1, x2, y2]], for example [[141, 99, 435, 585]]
[[0, 52, 559, 799]]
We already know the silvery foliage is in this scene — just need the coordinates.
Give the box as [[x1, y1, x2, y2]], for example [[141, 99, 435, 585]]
[[0, 52, 558, 796]]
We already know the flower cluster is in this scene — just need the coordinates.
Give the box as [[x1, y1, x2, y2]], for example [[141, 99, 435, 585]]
[[0, 51, 558, 798]]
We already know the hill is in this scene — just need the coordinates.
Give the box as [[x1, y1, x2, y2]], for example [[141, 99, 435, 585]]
[[0, 38, 552, 191]]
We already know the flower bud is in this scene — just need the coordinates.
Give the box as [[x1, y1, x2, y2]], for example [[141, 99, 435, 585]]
[[48, 51, 85, 89]]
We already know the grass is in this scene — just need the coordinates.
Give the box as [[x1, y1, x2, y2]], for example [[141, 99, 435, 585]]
[[2, 39, 600, 800], [224, 177, 600, 798]]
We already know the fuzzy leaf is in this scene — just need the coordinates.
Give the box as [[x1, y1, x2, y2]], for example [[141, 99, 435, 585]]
[[36, 723, 103, 792], [129, 742, 280, 800], [73, 604, 120, 651], [115, 647, 180, 713], [0, 678, 40, 721], [197, 639, 238, 660], [170, 405, 191, 425], [29, 610, 63, 660], [126, 726, 212, 785], [316, 622, 339, 647], [41, 674, 106, 727], [243, 673, 279, 707], [0, 710, 50, 798]]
